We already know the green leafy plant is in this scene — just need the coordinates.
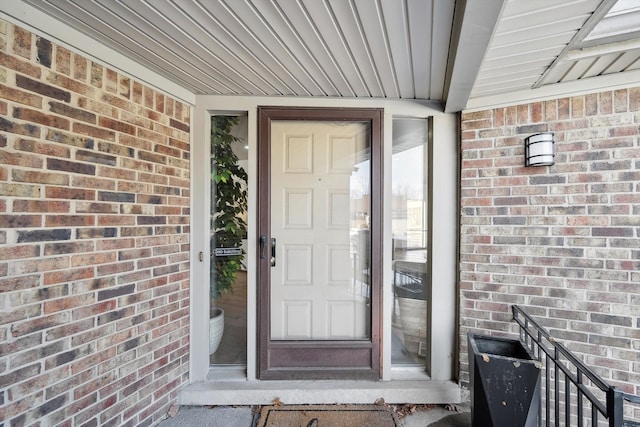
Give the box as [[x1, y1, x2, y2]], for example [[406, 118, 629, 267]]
[[210, 116, 247, 310]]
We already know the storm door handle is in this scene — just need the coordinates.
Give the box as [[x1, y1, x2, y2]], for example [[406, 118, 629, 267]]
[[260, 235, 267, 260], [271, 238, 276, 267]]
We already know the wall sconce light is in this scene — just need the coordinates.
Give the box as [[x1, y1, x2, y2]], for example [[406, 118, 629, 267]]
[[524, 132, 554, 166]]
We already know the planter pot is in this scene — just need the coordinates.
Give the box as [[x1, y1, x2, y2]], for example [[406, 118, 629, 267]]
[[468, 333, 541, 427], [209, 308, 224, 354]]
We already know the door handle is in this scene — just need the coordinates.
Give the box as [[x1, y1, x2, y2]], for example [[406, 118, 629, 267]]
[[271, 238, 276, 267], [259, 235, 267, 259]]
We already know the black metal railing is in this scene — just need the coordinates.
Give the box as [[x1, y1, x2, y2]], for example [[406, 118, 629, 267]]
[[512, 305, 640, 427]]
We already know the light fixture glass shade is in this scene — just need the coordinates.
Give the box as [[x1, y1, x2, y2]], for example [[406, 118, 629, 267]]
[[525, 132, 554, 166]]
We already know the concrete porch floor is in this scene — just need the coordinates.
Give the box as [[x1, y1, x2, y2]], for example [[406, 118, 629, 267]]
[[157, 403, 471, 426], [165, 378, 467, 426]]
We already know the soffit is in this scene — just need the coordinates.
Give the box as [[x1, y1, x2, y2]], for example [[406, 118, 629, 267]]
[[18, 0, 455, 101], [468, 0, 640, 109]]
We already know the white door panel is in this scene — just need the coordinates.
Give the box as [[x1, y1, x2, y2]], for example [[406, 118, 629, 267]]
[[283, 189, 313, 229]]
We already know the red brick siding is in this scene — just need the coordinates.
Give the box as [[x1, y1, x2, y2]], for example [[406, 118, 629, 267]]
[[0, 20, 190, 426], [460, 91, 640, 414]]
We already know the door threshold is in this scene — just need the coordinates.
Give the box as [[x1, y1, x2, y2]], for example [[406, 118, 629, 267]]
[[178, 376, 461, 406]]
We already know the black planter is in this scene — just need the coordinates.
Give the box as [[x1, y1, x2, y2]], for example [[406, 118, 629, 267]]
[[468, 333, 541, 427]]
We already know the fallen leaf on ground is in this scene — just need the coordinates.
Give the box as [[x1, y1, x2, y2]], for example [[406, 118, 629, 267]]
[[394, 404, 437, 419]]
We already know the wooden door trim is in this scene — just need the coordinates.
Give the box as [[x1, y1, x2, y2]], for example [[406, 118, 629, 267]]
[[257, 106, 383, 380]]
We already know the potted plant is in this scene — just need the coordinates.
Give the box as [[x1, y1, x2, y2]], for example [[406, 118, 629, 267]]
[[209, 116, 248, 354]]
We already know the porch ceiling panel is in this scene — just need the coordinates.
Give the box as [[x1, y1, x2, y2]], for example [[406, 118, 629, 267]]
[[471, 0, 603, 98], [20, 0, 454, 101], [7, 0, 640, 111]]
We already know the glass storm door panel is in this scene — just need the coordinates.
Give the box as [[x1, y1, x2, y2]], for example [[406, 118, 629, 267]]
[[270, 120, 369, 341], [257, 107, 382, 380]]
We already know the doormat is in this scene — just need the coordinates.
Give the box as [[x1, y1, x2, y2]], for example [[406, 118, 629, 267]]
[[258, 404, 399, 427]]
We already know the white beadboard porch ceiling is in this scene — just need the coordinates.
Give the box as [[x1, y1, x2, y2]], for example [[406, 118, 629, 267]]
[[7, 0, 640, 112]]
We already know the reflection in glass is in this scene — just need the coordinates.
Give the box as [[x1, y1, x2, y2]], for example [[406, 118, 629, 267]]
[[210, 114, 248, 366], [391, 118, 429, 369], [269, 120, 371, 340]]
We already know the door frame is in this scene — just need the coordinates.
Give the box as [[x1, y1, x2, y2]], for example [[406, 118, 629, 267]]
[[191, 96, 457, 387], [256, 106, 384, 380]]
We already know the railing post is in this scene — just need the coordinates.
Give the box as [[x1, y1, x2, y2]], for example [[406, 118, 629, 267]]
[[607, 388, 623, 427]]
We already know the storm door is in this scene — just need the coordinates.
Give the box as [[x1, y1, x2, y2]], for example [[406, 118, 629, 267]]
[[257, 107, 382, 380]]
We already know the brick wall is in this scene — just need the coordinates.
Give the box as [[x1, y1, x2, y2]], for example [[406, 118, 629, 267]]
[[459, 89, 640, 409], [0, 20, 191, 426]]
